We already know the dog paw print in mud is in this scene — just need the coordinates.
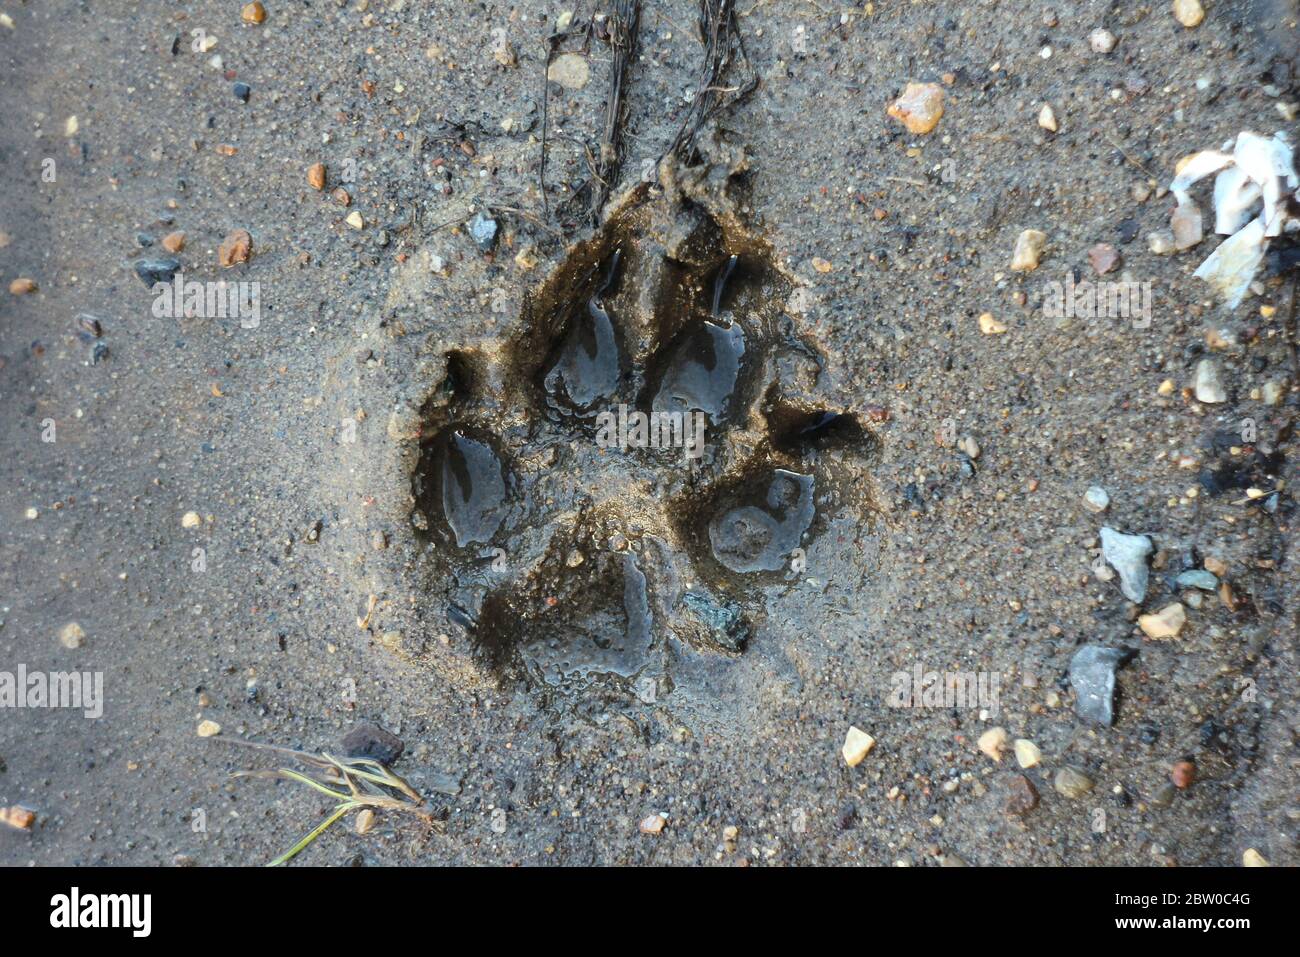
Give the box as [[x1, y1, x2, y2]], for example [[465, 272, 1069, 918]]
[[410, 176, 882, 705]]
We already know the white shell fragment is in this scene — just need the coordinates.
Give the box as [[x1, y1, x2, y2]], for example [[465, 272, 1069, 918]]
[[1212, 166, 1261, 235], [1170, 149, 1233, 206], [1193, 218, 1266, 310], [1170, 130, 1298, 309]]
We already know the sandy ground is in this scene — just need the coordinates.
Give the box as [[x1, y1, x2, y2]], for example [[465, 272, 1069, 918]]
[[0, 0, 1296, 866]]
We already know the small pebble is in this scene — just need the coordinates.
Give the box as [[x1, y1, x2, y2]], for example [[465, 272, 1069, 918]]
[[307, 163, 327, 190], [1101, 526, 1153, 603], [341, 722, 404, 765], [1138, 602, 1186, 639], [468, 210, 498, 251], [241, 1, 267, 24], [887, 82, 945, 135], [1088, 243, 1120, 275], [1242, 848, 1269, 867], [842, 725, 876, 766], [515, 246, 539, 270], [1147, 230, 1176, 255], [1193, 358, 1227, 404], [1083, 486, 1110, 513], [1089, 29, 1117, 53], [133, 257, 182, 287], [196, 719, 222, 738], [182, 511, 202, 528], [346, 211, 365, 230], [161, 231, 186, 253], [58, 622, 85, 649], [1037, 104, 1058, 132], [218, 229, 252, 267], [1004, 775, 1039, 816], [8, 277, 37, 295], [978, 312, 1007, 334], [1173, 0, 1204, 28], [1175, 569, 1218, 591], [493, 41, 517, 68], [1170, 203, 1203, 250], [638, 813, 666, 835], [0, 806, 35, 831], [978, 727, 1008, 761], [233, 82, 251, 103], [1010, 229, 1047, 271], [1053, 767, 1094, 799], [1070, 645, 1134, 725], [1013, 739, 1042, 768], [1170, 760, 1196, 789], [547, 53, 590, 90]]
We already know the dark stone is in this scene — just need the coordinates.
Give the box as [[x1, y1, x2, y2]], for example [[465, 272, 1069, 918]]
[[341, 722, 404, 766], [1004, 774, 1039, 816], [681, 591, 749, 653], [233, 82, 251, 103], [468, 210, 498, 252], [1069, 644, 1135, 726], [1265, 243, 1300, 277], [836, 802, 858, 829], [133, 257, 182, 287]]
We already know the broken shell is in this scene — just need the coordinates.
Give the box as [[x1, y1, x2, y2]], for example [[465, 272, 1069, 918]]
[[1193, 218, 1266, 310], [1213, 166, 1263, 235], [1170, 149, 1233, 206]]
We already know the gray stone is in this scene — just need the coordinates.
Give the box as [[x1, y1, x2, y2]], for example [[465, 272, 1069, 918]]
[[341, 722, 404, 766], [1100, 526, 1153, 602], [1175, 569, 1219, 591], [468, 210, 498, 252], [1069, 644, 1135, 726], [133, 256, 183, 287], [681, 591, 749, 653]]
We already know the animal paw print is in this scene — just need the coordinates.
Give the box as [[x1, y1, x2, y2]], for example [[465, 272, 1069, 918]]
[[411, 191, 880, 701]]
